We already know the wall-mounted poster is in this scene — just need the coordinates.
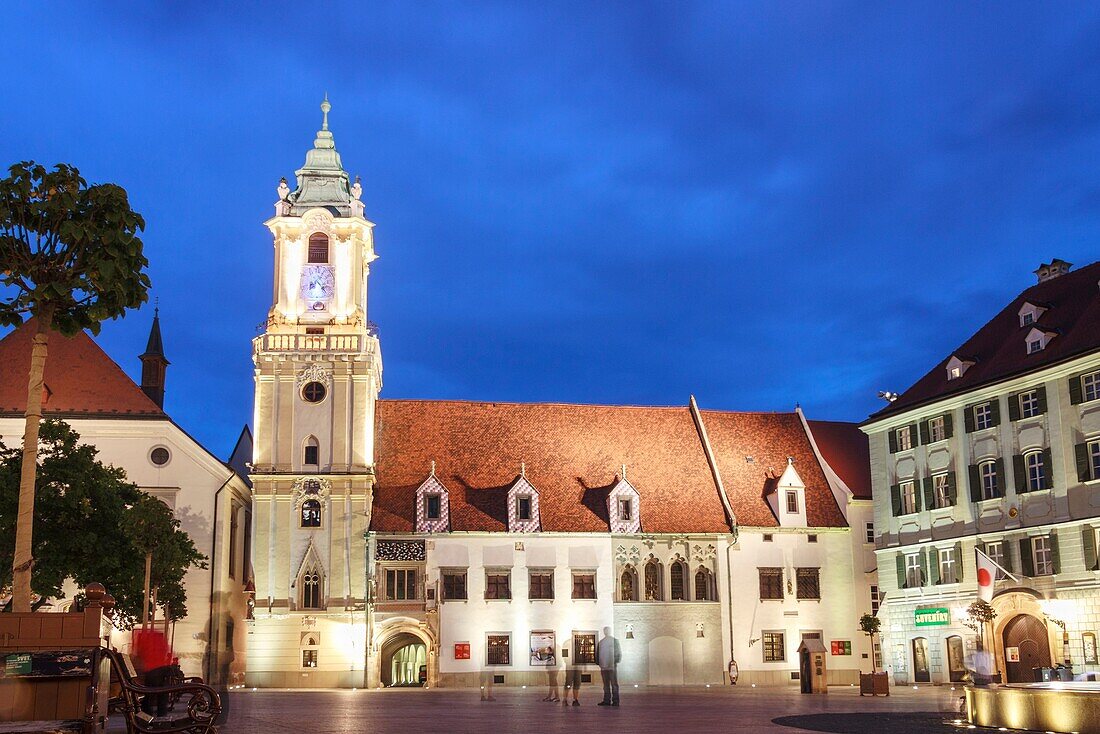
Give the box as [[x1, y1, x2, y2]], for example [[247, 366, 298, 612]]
[[1006, 646, 1020, 663], [454, 642, 471, 660], [530, 631, 556, 666], [1083, 633, 1097, 664]]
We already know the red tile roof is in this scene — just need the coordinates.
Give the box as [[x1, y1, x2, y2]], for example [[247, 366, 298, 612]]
[[870, 260, 1100, 421], [372, 400, 851, 533], [0, 318, 164, 418], [805, 419, 872, 500], [699, 410, 847, 527]]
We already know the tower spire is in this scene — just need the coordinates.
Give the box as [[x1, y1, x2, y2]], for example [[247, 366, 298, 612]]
[[321, 93, 330, 131], [140, 307, 169, 409]]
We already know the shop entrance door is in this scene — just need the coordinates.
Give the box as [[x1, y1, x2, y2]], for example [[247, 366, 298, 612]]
[[912, 637, 931, 683], [946, 635, 966, 682]]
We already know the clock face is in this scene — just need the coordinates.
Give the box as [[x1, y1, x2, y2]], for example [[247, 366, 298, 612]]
[[300, 266, 335, 306]]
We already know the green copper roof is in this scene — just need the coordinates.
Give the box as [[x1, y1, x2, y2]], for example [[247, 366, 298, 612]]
[[284, 96, 356, 216]]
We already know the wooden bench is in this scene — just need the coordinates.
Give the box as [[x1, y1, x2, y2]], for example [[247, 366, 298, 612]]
[[103, 650, 221, 734], [0, 648, 110, 734]]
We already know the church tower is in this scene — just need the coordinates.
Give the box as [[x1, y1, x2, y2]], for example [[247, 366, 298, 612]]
[[247, 98, 381, 688]]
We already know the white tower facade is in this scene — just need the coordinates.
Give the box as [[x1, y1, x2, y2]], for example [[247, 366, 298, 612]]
[[247, 99, 381, 687]]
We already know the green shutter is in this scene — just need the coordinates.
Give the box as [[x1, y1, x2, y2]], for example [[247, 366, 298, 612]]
[[929, 548, 941, 585], [909, 423, 920, 446], [922, 477, 935, 510], [1042, 447, 1054, 489], [954, 541, 963, 582], [964, 405, 976, 433], [888, 429, 898, 454], [994, 458, 1005, 497], [1050, 532, 1060, 575], [1020, 538, 1035, 577], [1036, 386, 1048, 414], [919, 420, 930, 446], [919, 548, 929, 587], [1008, 393, 1021, 422], [896, 553, 907, 588], [968, 464, 981, 502], [1077, 443, 1092, 482], [990, 400, 1001, 427], [891, 484, 902, 516], [1070, 374, 1084, 405], [946, 471, 957, 506], [943, 413, 954, 439], [1082, 525, 1097, 572], [1013, 454, 1027, 494]]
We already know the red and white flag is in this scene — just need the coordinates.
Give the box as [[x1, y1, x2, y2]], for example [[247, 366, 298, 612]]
[[975, 548, 999, 602]]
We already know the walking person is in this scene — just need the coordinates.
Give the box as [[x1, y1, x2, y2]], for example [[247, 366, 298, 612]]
[[597, 626, 621, 707], [543, 649, 561, 702]]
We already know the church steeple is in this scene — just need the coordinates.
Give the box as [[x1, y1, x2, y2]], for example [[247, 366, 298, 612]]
[[140, 307, 169, 409], [277, 96, 363, 217]]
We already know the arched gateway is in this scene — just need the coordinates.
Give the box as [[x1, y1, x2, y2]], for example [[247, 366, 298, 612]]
[[1001, 613, 1052, 683]]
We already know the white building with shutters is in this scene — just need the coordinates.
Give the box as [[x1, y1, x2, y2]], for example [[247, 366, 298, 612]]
[[863, 259, 1100, 685]]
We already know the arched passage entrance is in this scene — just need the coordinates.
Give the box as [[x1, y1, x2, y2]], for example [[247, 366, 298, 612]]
[[1002, 614, 1051, 683], [380, 632, 427, 687]]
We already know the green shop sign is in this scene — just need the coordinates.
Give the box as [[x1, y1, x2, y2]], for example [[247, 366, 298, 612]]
[[914, 607, 951, 627]]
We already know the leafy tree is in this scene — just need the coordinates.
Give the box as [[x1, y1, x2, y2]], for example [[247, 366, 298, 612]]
[[858, 612, 882, 673], [964, 599, 998, 651], [0, 420, 205, 626], [0, 161, 149, 612]]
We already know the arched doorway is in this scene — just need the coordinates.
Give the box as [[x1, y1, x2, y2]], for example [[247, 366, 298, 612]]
[[1002, 614, 1051, 683], [946, 636, 966, 682], [911, 637, 930, 683], [380, 632, 428, 687]]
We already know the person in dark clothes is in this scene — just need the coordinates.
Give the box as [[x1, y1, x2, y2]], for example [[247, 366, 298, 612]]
[[597, 627, 621, 707], [133, 628, 173, 718]]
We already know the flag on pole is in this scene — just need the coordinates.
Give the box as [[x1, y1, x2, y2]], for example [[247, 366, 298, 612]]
[[975, 548, 999, 602]]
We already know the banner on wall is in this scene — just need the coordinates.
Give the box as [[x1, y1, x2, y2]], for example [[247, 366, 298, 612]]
[[530, 631, 556, 666]]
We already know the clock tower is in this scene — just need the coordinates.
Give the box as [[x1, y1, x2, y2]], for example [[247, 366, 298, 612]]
[[247, 98, 381, 688]]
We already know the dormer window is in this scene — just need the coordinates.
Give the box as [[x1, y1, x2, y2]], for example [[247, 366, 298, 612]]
[[415, 472, 450, 533], [946, 355, 975, 381], [507, 475, 541, 532], [607, 476, 641, 534], [1028, 338, 1043, 354], [425, 494, 442, 520], [1024, 326, 1055, 355], [618, 498, 632, 521], [1018, 301, 1047, 328], [785, 490, 799, 514], [1021, 312, 1034, 326], [516, 496, 532, 521]]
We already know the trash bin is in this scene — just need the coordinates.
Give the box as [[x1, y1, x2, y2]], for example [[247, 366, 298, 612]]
[[1033, 667, 1053, 682], [1055, 665, 1074, 682]]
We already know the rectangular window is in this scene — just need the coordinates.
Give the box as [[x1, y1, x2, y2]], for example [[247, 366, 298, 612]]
[[933, 473, 951, 509], [986, 542, 1007, 580], [762, 631, 785, 662], [302, 650, 318, 668], [759, 568, 784, 600], [980, 461, 1000, 500], [870, 585, 879, 615], [785, 490, 799, 514], [1026, 452, 1046, 492], [485, 571, 511, 600], [304, 444, 319, 466], [795, 568, 820, 600], [571, 572, 596, 599], [974, 403, 994, 430], [1029, 339, 1043, 354], [865, 522, 875, 544], [528, 570, 554, 600], [928, 416, 946, 443], [896, 426, 913, 451], [384, 568, 418, 601], [1085, 372, 1100, 403], [425, 494, 441, 520], [486, 634, 510, 665], [1021, 312, 1034, 326], [228, 505, 239, 580], [1019, 390, 1040, 419], [618, 498, 632, 521], [1033, 536, 1053, 576], [574, 633, 597, 664], [442, 570, 467, 601], [939, 547, 957, 584], [517, 496, 532, 521], [900, 480, 917, 514], [905, 553, 922, 588], [1090, 441, 1100, 480]]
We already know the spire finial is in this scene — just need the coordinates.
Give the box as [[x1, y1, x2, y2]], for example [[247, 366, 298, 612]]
[[154, 297, 159, 318], [430, 460, 436, 476], [621, 463, 627, 481], [321, 93, 331, 131], [521, 462, 526, 478]]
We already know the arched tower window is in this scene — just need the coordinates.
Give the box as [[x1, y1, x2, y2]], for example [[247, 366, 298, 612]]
[[301, 568, 322, 609], [308, 233, 329, 264], [670, 560, 688, 601], [301, 499, 322, 528], [644, 559, 662, 601], [694, 567, 715, 601], [620, 566, 638, 602], [303, 436, 319, 467]]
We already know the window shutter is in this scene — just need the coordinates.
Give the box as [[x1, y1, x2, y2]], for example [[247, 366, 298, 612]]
[[929, 548, 941, 585], [994, 458, 1005, 496], [896, 553, 906, 589], [1042, 448, 1053, 489], [1070, 374, 1084, 405], [1008, 393, 1021, 422], [964, 405, 976, 434], [968, 464, 981, 503], [1036, 386, 1048, 414], [946, 471, 958, 505], [888, 429, 898, 454], [989, 400, 1001, 427], [922, 477, 934, 511], [1019, 538, 1034, 577], [919, 420, 930, 446], [954, 541, 963, 582], [891, 484, 902, 516], [1077, 443, 1092, 482], [1050, 532, 1060, 575], [943, 413, 954, 439], [1012, 454, 1027, 494], [1083, 526, 1097, 572], [909, 423, 920, 446], [998, 541, 1014, 574], [919, 548, 928, 587]]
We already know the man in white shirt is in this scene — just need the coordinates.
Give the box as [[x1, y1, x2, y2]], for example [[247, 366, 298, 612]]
[[597, 626, 622, 707]]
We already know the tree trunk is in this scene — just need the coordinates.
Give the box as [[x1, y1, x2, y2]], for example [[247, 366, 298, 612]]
[[11, 312, 53, 613], [143, 551, 153, 628]]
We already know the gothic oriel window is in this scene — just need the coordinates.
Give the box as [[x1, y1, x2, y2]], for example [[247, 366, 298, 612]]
[[670, 560, 688, 600], [694, 567, 715, 601], [301, 499, 322, 528], [308, 233, 329, 264], [620, 566, 638, 601], [644, 560, 662, 601], [301, 570, 322, 609]]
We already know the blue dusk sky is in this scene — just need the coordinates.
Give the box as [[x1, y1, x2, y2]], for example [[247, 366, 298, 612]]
[[2, 3, 1099, 457]]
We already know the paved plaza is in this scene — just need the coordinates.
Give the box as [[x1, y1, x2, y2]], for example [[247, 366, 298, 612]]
[[171, 685, 992, 734]]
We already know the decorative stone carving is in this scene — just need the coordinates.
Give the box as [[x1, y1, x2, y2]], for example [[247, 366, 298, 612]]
[[296, 364, 333, 388], [376, 540, 426, 562], [292, 476, 332, 508], [303, 210, 332, 233], [692, 543, 717, 562]]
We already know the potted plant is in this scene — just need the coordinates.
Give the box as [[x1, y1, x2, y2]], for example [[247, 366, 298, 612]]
[[858, 613, 889, 696], [962, 600, 1000, 684]]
